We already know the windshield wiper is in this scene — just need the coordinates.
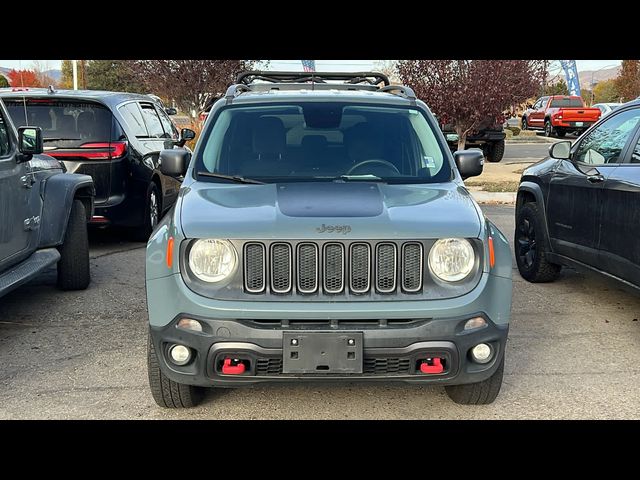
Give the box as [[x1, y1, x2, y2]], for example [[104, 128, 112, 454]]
[[196, 171, 265, 184], [335, 174, 386, 182]]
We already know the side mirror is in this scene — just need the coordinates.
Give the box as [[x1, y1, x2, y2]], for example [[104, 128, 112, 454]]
[[549, 141, 571, 160], [526, 104, 533, 109], [160, 149, 190, 177], [454, 149, 484, 180], [176, 128, 196, 147], [18, 126, 43, 157], [165, 107, 177, 116]]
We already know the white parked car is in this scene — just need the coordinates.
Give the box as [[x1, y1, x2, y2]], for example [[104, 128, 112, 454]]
[[592, 102, 622, 117]]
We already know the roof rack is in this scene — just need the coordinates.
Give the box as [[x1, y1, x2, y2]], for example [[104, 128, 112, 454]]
[[236, 70, 391, 87], [224, 71, 417, 105]]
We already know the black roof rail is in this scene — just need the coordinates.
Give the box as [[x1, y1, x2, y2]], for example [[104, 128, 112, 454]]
[[236, 71, 391, 87]]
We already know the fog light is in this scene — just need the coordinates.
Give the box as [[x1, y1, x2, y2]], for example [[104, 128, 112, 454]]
[[169, 344, 192, 365], [177, 318, 203, 332], [464, 317, 487, 331], [470, 343, 493, 364]]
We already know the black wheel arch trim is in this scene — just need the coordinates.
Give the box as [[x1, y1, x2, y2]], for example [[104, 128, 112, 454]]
[[38, 173, 95, 248], [516, 181, 553, 252]]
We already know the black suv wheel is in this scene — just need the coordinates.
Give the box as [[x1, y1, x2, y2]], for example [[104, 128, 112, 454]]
[[515, 202, 561, 282], [130, 183, 161, 242]]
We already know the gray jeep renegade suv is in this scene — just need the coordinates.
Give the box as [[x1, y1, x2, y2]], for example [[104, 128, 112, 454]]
[[145, 71, 513, 408]]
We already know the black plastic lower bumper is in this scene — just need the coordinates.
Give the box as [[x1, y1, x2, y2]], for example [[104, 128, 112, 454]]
[[150, 314, 508, 388]]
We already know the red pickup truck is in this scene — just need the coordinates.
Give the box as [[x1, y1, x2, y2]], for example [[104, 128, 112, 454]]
[[521, 95, 601, 137]]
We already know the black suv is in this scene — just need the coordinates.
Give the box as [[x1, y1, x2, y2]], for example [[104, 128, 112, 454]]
[[515, 100, 640, 289], [0, 88, 195, 240]]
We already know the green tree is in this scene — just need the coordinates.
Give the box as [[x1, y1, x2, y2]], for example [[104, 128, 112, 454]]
[[581, 89, 592, 106], [0, 75, 9, 88], [614, 60, 640, 102], [85, 60, 144, 93], [542, 79, 569, 96], [60, 60, 87, 89], [60, 60, 73, 89], [593, 79, 620, 103]]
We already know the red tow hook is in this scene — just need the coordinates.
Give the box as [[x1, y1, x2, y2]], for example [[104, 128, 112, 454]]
[[222, 358, 246, 375], [420, 357, 444, 374]]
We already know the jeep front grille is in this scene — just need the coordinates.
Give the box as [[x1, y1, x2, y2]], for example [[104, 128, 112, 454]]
[[270, 243, 292, 293], [243, 241, 424, 296], [244, 243, 266, 293]]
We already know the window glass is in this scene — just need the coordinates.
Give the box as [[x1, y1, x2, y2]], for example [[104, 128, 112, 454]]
[[198, 103, 449, 184], [157, 107, 179, 140], [0, 110, 10, 156], [549, 98, 583, 108], [574, 108, 640, 165], [6, 99, 112, 148], [118, 102, 148, 137], [139, 103, 165, 138], [631, 133, 640, 164]]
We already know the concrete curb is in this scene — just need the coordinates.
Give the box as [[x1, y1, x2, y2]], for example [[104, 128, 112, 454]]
[[506, 138, 556, 144], [470, 190, 516, 205]]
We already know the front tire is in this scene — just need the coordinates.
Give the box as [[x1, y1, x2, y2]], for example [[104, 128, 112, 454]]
[[131, 183, 161, 242], [147, 333, 204, 408], [57, 199, 90, 291], [445, 355, 504, 405], [521, 117, 528, 130], [515, 202, 561, 282], [485, 139, 505, 163]]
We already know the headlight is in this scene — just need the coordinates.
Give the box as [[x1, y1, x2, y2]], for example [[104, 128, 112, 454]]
[[428, 238, 475, 282], [188, 239, 237, 283]]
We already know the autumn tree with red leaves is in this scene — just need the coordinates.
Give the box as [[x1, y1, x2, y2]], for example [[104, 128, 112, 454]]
[[7, 69, 41, 88], [127, 60, 259, 116], [397, 60, 547, 150]]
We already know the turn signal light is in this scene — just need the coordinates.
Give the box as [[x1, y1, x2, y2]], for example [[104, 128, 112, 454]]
[[488, 236, 495, 268], [166, 237, 174, 269]]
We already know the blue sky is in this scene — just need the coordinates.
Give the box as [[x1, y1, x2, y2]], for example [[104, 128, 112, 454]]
[[0, 59, 623, 72]]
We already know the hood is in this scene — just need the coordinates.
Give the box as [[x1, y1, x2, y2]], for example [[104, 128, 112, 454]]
[[180, 181, 482, 240]]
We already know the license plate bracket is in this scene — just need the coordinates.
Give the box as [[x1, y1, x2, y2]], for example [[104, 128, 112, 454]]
[[283, 332, 363, 374]]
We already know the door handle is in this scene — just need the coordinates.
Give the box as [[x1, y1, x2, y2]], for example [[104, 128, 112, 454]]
[[587, 174, 604, 183]]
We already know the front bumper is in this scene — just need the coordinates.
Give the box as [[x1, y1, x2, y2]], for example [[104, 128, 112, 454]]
[[150, 313, 508, 388]]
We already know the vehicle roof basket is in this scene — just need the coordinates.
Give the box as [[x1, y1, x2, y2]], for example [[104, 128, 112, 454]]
[[224, 71, 417, 105], [236, 70, 391, 87]]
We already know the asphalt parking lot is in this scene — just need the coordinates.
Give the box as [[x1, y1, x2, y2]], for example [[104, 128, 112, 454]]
[[2, 168, 640, 419]]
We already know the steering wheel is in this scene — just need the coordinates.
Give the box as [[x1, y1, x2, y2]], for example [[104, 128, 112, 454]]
[[346, 159, 400, 176]]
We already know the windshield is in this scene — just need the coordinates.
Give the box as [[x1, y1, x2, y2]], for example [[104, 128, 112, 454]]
[[4, 99, 113, 148], [197, 102, 450, 184], [549, 98, 584, 108]]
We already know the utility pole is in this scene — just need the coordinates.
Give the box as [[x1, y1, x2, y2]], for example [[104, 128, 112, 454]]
[[72, 60, 78, 90]]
